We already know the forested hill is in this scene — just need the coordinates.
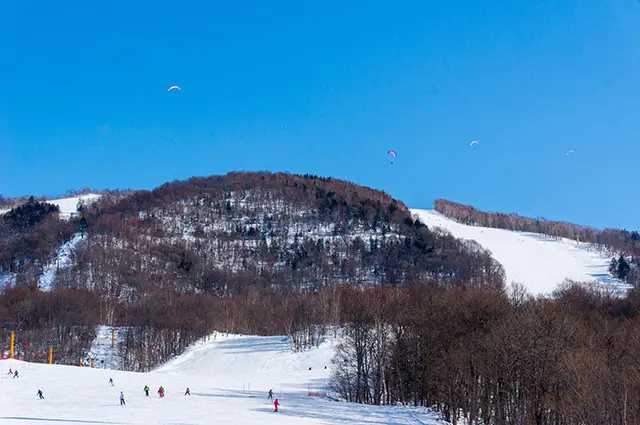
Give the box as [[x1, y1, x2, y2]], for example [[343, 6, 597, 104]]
[[60, 172, 504, 297]]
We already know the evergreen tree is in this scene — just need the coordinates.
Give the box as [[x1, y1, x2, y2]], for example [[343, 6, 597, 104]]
[[609, 258, 618, 276], [617, 255, 631, 281]]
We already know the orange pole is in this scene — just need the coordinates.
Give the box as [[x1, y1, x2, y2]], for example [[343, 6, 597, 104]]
[[80, 357, 83, 367], [9, 332, 14, 359], [91, 359, 95, 368], [48, 346, 53, 364]]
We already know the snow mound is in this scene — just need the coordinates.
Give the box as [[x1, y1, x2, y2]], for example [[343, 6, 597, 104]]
[[411, 209, 631, 296]]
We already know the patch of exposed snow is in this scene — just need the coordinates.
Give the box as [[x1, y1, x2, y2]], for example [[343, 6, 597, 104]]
[[37, 232, 85, 291]]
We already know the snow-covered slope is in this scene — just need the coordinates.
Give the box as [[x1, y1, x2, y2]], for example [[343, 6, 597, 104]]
[[45, 193, 101, 219], [411, 209, 631, 296], [0, 333, 441, 425], [86, 326, 126, 370], [0, 193, 101, 219], [37, 232, 85, 291]]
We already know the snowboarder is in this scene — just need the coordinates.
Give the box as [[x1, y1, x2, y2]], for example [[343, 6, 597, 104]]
[[158, 386, 165, 398], [185, 387, 190, 396], [144, 385, 149, 396], [109, 377, 114, 386], [268, 388, 273, 399], [120, 391, 125, 406], [274, 398, 279, 412], [37, 389, 44, 399], [13, 370, 18, 378]]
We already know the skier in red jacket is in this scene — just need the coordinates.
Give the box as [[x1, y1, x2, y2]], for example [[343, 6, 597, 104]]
[[274, 398, 279, 412]]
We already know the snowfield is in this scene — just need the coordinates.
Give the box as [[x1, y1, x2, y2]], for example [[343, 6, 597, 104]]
[[49, 194, 101, 219], [0, 333, 442, 425], [0, 194, 101, 219], [411, 209, 631, 296]]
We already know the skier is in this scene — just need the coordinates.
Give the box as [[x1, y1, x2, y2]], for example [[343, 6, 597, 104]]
[[158, 386, 165, 398], [185, 387, 191, 396], [120, 391, 125, 406], [13, 370, 19, 378], [37, 389, 44, 399], [144, 385, 149, 396], [268, 388, 273, 399], [109, 378, 114, 386], [7, 368, 12, 375], [274, 398, 279, 412]]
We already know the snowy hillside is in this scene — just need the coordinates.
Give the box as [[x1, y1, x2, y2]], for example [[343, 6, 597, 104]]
[[0, 333, 441, 425], [37, 232, 85, 291], [0, 193, 101, 219], [49, 193, 101, 219], [411, 209, 632, 296]]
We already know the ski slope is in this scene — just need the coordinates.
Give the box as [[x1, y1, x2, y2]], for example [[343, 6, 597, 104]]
[[37, 232, 85, 291], [0, 194, 101, 219], [0, 333, 441, 425], [411, 209, 631, 296]]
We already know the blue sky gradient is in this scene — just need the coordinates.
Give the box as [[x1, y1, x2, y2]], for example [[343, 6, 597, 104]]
[[1, 1, 639, 229]]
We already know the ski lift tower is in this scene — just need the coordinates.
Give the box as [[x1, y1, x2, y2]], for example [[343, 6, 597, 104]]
[[1, 322, 19, 359]]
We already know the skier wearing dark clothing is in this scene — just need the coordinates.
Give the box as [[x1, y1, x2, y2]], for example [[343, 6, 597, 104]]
[[120, 392, 125, 406], [268, 389, 273, 399], [13, 370, 18, 378], [185, 387, 191, 396], [37, 390, 44, 399]]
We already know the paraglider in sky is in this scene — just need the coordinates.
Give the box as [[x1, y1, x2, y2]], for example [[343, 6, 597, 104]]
[[387, 150, 397, 164], [566, 150, 574, 156], [168, 85, 181, 92], [470, 140, 479, 147]]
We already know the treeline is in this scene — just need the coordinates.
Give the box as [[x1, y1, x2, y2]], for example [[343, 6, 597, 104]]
[[3, 280, 640, 425], [61, 172, 504, 297], [0, 282, 342, 371], [331, 282, 640, 425]]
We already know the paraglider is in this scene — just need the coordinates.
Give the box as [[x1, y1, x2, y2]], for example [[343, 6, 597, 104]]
[[470, 140, 479, 147], [167, 85, 181, 92], [387, 150, 397, 164], [566, 150, 574, 156]]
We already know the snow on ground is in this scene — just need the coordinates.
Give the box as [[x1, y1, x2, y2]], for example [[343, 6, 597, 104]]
[[411, 209, 632, 297], [47, 194, 102, 219], [0, 333, 442, 425], [37, 232, 85, 291], [0, 271, 16, 290], [86, 326, 126, 370], [0, 193, 101, 219]]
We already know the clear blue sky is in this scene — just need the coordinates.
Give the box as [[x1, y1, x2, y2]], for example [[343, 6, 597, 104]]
[[1, 1, 639, 229]]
